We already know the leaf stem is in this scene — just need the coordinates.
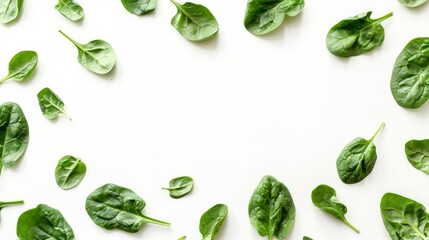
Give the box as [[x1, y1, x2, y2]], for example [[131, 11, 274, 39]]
[[169, 0, 181, 8], [141, 215, 171, 227], [0, 75, 11, 84], [58, 30, 82, 48], [374, 12, 393, 23], [342, 217, 360, 233], [0, 200, 24, 208], [369, 122, 385, 142]]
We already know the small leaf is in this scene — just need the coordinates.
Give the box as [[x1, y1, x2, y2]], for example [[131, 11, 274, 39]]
[[55, 0, 84, 21], [303, 237, 313, 240], [0, 51, 38, 84], [397, 0, 427, 7], [162, 176, 194, 198], [55, 155, 86, 190], [59, 30, 116, 75], [405, 139, 429, 174], [199, 204, 228, 240], [37, 87, 71, 120], [0, 0, 23, 24], [121, 0, 157, 15], [169, 0, 219, 41]]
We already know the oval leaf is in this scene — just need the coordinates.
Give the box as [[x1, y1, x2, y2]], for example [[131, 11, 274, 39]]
[[405, 139, 429, 174], [37, 87, 71, 120], [162, 176, 194, 198], [398, 0, 427, 7], [0, 51, 38, 84], [326, 11, 393, 57], [170, 0, 219, 41], [244, 0, 304, 36], [55, 0, 84, 21], [59, 30, 116, 75], [55, 155, 86, 190], [121, 0, 157, 15], [199, 204, 228, 240], [0, 0, 23, 24]]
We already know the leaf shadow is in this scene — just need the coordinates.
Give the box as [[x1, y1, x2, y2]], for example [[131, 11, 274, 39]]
[[96, 64, 117, 81], [189, 33, 220, 50]]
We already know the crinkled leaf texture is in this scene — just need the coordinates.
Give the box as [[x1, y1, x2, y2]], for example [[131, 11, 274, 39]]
[[405, 139, 429, 174]]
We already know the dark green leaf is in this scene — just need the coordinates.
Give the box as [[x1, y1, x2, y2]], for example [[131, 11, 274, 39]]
[[55, 155, 86, 190], [405, 139, 429, 174], [380, 193, 429, 239], [391, 37, 429, 109], [162, 176, 194, 198], [398, 0, 427, 7], [199, 204, 228, 240], [121, 0, 156, 15], [55, 0, 84, 21], [249, 175, 295, 240], [0, 51, 38, 84], [326, 11, 392, 57], [303, 237, 313, 240], [311, 184, 359, 233], [244, 0, 304, 36], [17, 204, 74, 240], [37, 87, 71, 120], [59, 30, 116, 75], [170, 0, 219, 41], [0, 0, 23, 24], [336, 122, 384, 184], [86, 183, 170, 233], [0, 102, 29, 175]]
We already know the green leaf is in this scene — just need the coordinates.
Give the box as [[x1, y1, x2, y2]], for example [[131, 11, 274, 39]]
[[37, 87, 71, 120], [326, 11, 393, 57], [59, 30, 116, 75], [244, 0, 304, 36], [311, 184, 359, 233], [121, 0, 157, 15], [55, 155, 86, 190], [169, 0, 219, 41], [391, 37, 429, 109], [303, 237, 313, 240], [0, 102, 29, 175], [380, 193, 429, 240], [17, 204, 74, 240], [162, 176, 194, 199], [178, 236, 186, 240], [336, 122, 384, 184], [55, 0, 84, 21], [199, 204, 228, 240], [398, 0, 427, 7], [0, 0, 23, 24], [86, 183, 170, 233], [405, 139, 429, 174], [0, 51, 38, 84], [248, 175, 295, 240]]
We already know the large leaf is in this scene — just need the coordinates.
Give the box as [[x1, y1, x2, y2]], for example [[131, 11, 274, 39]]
[[0, 0, 23, 23]]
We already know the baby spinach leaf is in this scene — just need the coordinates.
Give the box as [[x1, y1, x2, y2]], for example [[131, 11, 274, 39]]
[[336, 122, 384, 184], [55, 155, 86, 190], [326, 11, 393, 57], [121, 0, 156, 15], [405, 139, 429, 174], [55, 0, 84, 21], [162, 176, 194, 198], [0, 51, 38, 85], [59, 30, 116, 75], [200, 204, 228, 240], [381, 192, 429, 239], [0, 102, 29, 175], [249, 175, 295, 240], [303, 237, 313, 240], [169, 0, 219, 41], [17, 204, 74, 240], [391, 37, 429, 109], [37, 87, 71, 120], [0, 0, 23, 24], [311, 184, 359, 233], [86, 183, 170, 233], [244, 0, 304, 36], [398, 0, 427, 7]]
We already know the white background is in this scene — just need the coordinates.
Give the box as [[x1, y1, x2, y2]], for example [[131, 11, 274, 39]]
[[0, 0, 428, 239]]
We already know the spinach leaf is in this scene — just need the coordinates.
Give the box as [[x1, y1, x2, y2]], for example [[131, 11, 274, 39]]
[[303, 237, 313, 240], [199, 204, 228, 240], [0, 0, 23, 24], [37, 87, 71, 120], [55, 0, 84, 21], [59, 30, 116, 75], [391, 37, 429, 109], [244, 0, 304, 36], [86, 183, 170, 233], [249, 175, 295, 240], [121, 0, 156, 15], [398, 0, 427, 7], [0, 51, 38, 85], [326, 11, 392, 57], [381, 192, 429, 239], [169, 0, 219, 41], [17, 204, 74, 240], [162, 176, 194, 198], [336, 122, 384, 184], [311, 184, 359, 233], [55, 155, 86, 190], [0, 102, 29, 175], [405, 139, 429, 174]]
